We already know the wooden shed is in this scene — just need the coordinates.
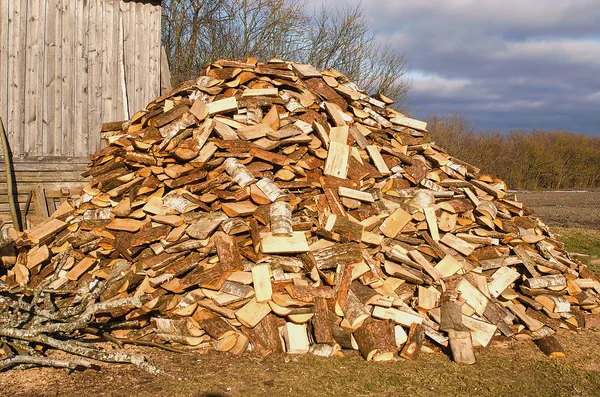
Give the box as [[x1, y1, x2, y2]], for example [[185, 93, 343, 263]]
[[0, 0, 168, 225]]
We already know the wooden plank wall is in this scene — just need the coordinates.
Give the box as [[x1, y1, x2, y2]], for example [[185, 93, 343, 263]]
[[0, 0, 163, 225], [0, 0, 162, 159]]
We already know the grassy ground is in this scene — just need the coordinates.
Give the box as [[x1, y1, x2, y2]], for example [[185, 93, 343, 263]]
[[552, 227, 600, 258], [551, 227, 600, 275]]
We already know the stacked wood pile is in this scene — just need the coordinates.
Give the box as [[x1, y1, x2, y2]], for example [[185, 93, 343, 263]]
[[2, 58, 600, 370]]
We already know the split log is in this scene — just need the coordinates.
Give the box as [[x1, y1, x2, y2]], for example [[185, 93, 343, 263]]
[[400, 323, 424, 361], [270, 201, 293, 236], [534, 335, 566, 358], [354, 319, 396, 361]]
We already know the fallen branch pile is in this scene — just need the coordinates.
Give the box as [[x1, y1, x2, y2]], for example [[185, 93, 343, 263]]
[[1, 58, 599, 370]]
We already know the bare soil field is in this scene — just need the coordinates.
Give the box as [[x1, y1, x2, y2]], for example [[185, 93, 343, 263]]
[[2, 191, 600, 397], [516, 190, 600, 229]]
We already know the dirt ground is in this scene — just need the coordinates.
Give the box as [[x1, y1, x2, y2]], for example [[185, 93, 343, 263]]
[[2, 191, 600, 396], [516, 190, 600, 229], [2, 330, 600, 397]]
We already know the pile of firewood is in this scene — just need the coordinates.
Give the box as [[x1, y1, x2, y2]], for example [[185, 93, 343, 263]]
[[1, 58, 599, 370]]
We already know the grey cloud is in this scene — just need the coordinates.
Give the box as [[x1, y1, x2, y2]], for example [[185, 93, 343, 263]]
[[305, 0, 600, 134]]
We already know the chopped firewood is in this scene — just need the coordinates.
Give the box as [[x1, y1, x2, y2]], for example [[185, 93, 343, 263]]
[[213, 231, 243, 272], [26, 218, 67, 244], [270, 201, 293, 236], [379, 207, 412, 238], [251, 264, 273, 302], [354, 319, 396, 361], [235, 298, 272, 328], [366, 145, 391, 176], [534, 335, 566, 358], [1, 58, 597, 372], [260, 232, 309, 254], [282, 323, 310, 354], [448, 330, 476, 364], [400, 323, 425, 361], [312, 297, 334, 343], [440, 233, 475, 256], [372, 306, 423, 327], [222, 201, 258, 217]]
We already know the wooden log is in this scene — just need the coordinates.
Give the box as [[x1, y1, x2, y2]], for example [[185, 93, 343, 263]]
[[310, 242, 362, 270], [256, 178, 285, 202], [366, 145, 391, 176], [222, 201, 258, 217], [338, 186, 374, 203], [312, 297, 334, 343], [390, 115, 427, 131], [207, 97, 238, 115], [106, 218, 145, 233], [448, 330, 476, 364], [408, 250, 443, 281], [323, 127, 349, 178], [400, 323, 424, 361], [340, 290, 370, 331], [196, 312, 236, 341], [523, 275, 567, 290], [372, 306, 423, 327], [251, 264, 273, 302], [260, 232, 310, 254], [213, 231, 243, 272], [324, 214, 363, 242], [186, 212, 228, 240], [223, 157, 256, 188], [439, 292, 464, 332], [513, 245, 541, 278], [423, 207, 440, 241], [383, 260, 427, 285], [354, 319, 396, 361], [440, 233, 475, 256], [534, 335, 566, 358], [26, 218, 67, 245], [457, 278, 489, 316], [282, 323, 310, 354], [506, 303, 545, 331], [379, 207, 412, 238], [241, 313, 283, 356], [270, 201, 293, 236], [179, 264, 228, 291], [351, 280, 382, 306], [488, 266, 521, 298], [434, 254, 463, 278], [0, 227, 18, 249], [235, 298, 272, 328]]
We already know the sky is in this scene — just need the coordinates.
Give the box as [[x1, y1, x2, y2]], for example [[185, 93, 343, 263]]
[[306, 0, 600, 135]]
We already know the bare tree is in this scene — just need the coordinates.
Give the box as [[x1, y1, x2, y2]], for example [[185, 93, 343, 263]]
[[161, 0, 410, 107], [161, 0, 226, 84], [305, 4, 409, 108]]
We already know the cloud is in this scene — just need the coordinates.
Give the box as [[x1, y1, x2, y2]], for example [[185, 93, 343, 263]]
[[408, 73, 500, 101], [304, 0, 600, 135], [496, 39, 600, 66], [410, 74, 471, 97]]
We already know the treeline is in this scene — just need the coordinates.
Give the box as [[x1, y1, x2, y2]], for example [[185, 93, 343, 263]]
[[427, 115, 600, 190]]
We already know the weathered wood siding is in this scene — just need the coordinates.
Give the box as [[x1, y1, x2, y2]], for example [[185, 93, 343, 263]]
[[0, 0, 162, 159], [0, 0, 162, 224]]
